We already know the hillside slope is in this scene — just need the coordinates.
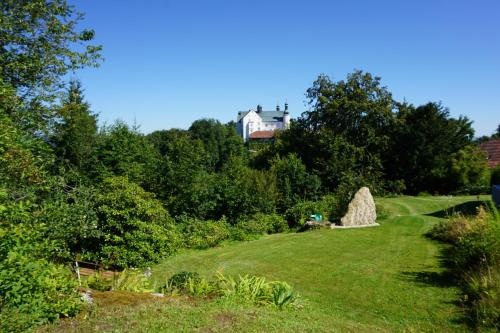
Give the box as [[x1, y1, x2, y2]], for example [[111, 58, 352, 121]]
[[43, 195, 490, 332]]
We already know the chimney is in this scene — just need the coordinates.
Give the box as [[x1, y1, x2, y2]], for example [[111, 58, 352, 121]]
[[284, 102, 289, 113], [257, 104, 263, 113], [276, 104, 280, 111]]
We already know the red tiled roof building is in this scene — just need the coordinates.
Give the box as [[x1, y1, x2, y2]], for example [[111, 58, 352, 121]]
[[480, 139, 500, 168]]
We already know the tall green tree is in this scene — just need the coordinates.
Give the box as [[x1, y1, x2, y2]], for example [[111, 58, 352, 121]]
[[271, 153, 321, 211], [387, 102, 474, 193], [96, 121, 160, 188], [52, 80, 98, 178], [0, 0, 102, 99], [189, 118, 245, 171], [277, 70, 395, 193]]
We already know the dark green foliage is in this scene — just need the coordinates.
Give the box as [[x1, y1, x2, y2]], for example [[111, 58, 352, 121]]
[[96, 122, 160, 188], [235, 213, 289, 238], [147, 129, 213, 217], [52, 80, 98, 179], [387, 102, 475, 194], [285, 200, 327, 227], [38, 185, 101, 262], [215, 156, 278, 221], [188, 119, 246, 171], [271, 154, 321, 212], [276, 71, 393, 193], [176, 216, 231, 249], [88, 176, 180, 268], [0, 224, 82, 333]]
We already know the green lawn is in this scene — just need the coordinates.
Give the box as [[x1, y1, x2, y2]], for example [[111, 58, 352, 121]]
[[42, 195, 490, 333]]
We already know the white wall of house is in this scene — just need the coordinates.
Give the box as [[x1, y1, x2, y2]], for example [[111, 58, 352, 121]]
[[237, 109, 291, 142]]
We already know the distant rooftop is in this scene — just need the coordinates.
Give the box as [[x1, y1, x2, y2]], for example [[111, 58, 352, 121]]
[[480, 139, 500, 168], [237, 104, 289, 122], [249, 130, 276, 140]]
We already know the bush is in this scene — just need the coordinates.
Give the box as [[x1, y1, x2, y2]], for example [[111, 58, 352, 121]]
[[426, 208, 487, 244], [285, 200, 325, 227], [87, 176, 180, 268], [452, 185, 491, 195], [450, 219, 500, 273], [236, 213, 289, 236], [0, 224, 82, 333], [176, 216, 231, 249], [463, 265, 500, 328], [284, 195, 341, 227], [38, 185, 101, 262], [429, 204, 500, 328]]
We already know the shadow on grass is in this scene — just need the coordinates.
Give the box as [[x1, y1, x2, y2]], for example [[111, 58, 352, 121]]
[[400, 267, 472, 327], [426, 200, 488, 219], [400, 269, 456, 288], [400, 249, 476, 329]]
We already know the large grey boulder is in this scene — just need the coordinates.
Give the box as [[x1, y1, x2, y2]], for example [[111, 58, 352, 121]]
[[337, 187, 378, 227]]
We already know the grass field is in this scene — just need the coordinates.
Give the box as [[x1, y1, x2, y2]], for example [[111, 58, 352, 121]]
[[42, 195, 491, 333]]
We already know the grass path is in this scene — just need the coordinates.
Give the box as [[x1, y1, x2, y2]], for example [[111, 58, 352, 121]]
[[42, 195, 489, 333]]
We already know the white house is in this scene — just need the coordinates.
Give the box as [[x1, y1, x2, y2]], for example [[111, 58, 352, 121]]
[[236, 103, 290, 142]]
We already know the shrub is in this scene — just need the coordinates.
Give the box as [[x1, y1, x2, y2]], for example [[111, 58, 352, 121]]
[[236, 213, 289, 236], [88, 176, 180, 268], [427, 217, 469, 244], [0, 224, 82, 333], [430, 204, 500, 328], [285, 200, 326, 227], [176, 216, 231, 249], [463, 265, 500, 328], [168, 271, 200, 289], [450, 219, 500, 273], [38, 185, 101, 262]]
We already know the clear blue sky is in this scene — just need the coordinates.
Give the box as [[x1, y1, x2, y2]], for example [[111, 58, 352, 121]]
[[72, 0, 499, 136]]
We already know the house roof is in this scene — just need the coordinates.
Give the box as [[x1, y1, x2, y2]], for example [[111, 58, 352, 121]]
[[237, 110, 286, 123], [249, 130, 276, 139], [480, 139, 500, 168], [237, 111, 250, 122]]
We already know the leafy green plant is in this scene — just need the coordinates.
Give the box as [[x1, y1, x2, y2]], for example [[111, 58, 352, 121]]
[[215, 273, 301, 309], [285, 200, 325, 227], [88, 176, 180, 268], [269, 281, 301, 309], [84, 272, 111, 291], [176, 216, 231, 249], [184, 276, 214, 296], [0, 225, 82, 333], [112, 268, 153, 293], [234, 213, 289, 238], [159, 271, 214, 296]]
